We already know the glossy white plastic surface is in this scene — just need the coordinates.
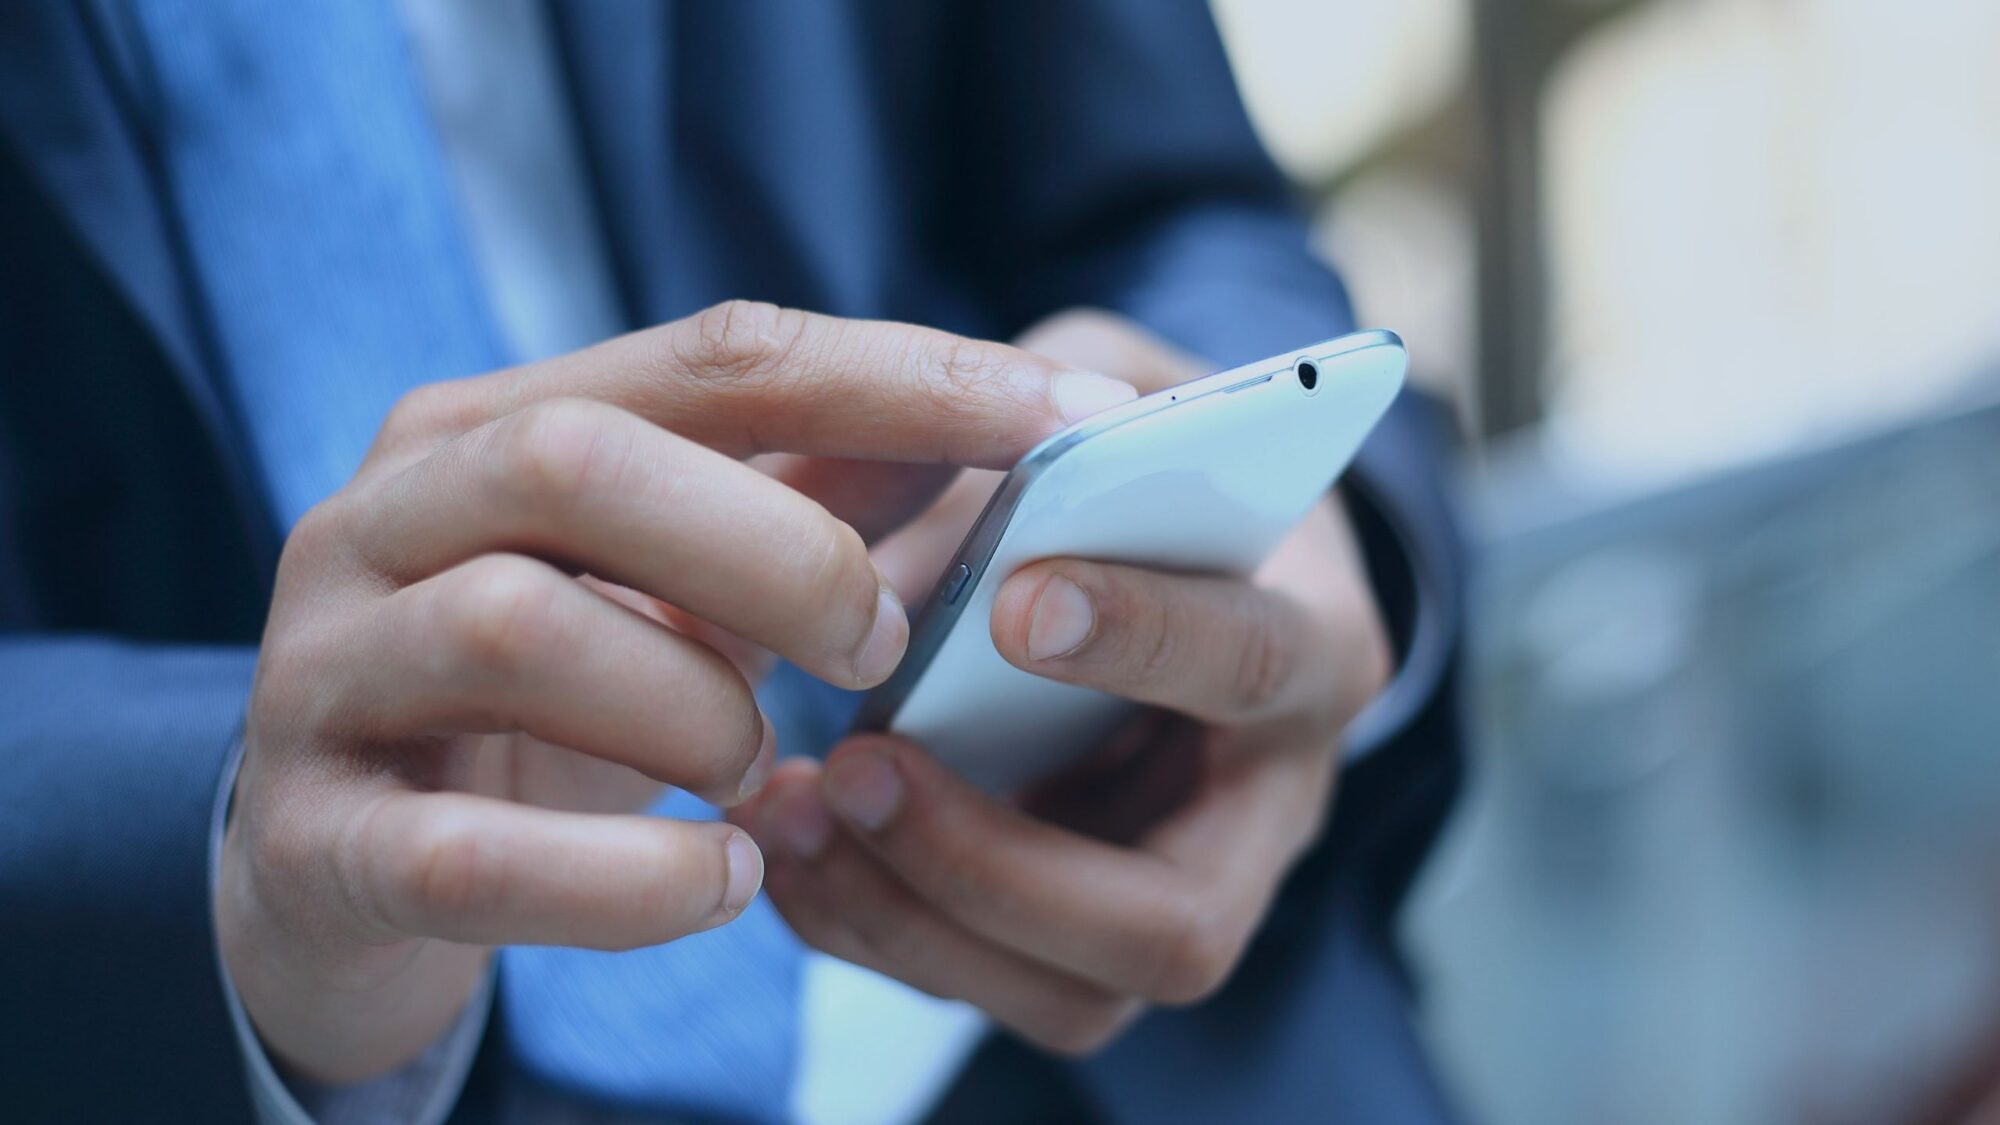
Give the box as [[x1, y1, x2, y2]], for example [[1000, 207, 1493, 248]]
[[858, 332, 1407, 792]]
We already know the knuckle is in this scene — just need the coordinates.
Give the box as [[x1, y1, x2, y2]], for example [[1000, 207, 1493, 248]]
[[271, 491, 394, 628], [920, 334, 1024, 435], [284, 496, 346, 561], [928, 333, 1014, 397], [867, 810, 1007, 923], [439, 556, 564, 677], [402, 814, 503, 921], [1143, 900, 1243, 1005], [379, 382, 466, 450], [846, 894, 931, 968], [1129, 590, 1182, 685], [262, 516, 367, 731], [1230, 599, 1300, 717], [490, 398, 627, 509], [250, 624, 346, 742], [805, 517, 879, 654], [678, 300, 806, 384], [757, 499, 877, 672], [925, 832, 1013, 917], [279, 492, 366, 583], [247, 814, 363, 938], [329, 798, 400, 936]]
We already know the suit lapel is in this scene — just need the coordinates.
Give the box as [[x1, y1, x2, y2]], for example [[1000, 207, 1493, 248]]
[[0, 0, 673, 553], [0, 2, 209, 389], [546, 0, 675, 326], [0, 0, 275, 560]]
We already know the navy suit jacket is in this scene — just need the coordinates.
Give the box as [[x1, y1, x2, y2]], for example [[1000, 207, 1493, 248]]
[[0, 2, 1464, 1121]]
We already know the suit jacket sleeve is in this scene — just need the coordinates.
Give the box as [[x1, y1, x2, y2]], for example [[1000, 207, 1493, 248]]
[[0, 637, 261, 1122]]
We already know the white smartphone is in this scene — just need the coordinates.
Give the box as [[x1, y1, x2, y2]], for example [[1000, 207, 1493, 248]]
[[851, 330, 1407, 792]]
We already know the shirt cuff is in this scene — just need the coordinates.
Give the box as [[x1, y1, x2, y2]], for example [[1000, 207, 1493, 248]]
[[208, 738, 493, 1125]]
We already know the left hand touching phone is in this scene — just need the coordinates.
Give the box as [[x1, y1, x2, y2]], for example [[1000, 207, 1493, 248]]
[[732, 310, 1393, 1055]]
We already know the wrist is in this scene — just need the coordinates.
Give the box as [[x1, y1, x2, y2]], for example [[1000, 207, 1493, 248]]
[[217, 797, 490, 1086]]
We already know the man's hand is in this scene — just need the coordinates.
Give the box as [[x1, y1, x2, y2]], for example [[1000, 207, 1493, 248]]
[[733, 311, 1392, 1054], [217, 302, 1138, 1084]]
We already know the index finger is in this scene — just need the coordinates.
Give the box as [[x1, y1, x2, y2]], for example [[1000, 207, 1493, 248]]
[[377, 301, 1136, 473]]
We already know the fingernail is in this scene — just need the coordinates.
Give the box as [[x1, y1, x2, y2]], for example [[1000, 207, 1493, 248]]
[[853, 586, 908, 686], [825, 749, 904, 831], [1027, 575, 1095, 661], [770, 787, 834, 859], [1053, 370, 1138, 424], [737, 719, 777, 803], [721, 831, 764, 915]]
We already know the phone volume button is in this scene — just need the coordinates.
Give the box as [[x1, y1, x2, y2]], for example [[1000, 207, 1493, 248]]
[[941, 563, 973, 604]]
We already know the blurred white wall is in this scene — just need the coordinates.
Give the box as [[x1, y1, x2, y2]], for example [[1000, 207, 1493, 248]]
[[1211, 0, 1478, 406], [1210, 4, 2000, 1124], [1545, 0, 2000, 478], [1216, 0, 2000, 480], [1210, 0, 1467, 180]]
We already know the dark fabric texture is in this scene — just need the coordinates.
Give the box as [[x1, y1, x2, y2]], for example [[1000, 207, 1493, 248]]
[[0, 0, 1466, 1120]]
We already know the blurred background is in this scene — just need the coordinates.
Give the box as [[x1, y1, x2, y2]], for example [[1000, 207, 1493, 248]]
[[1206, 0, 2000, 1121]]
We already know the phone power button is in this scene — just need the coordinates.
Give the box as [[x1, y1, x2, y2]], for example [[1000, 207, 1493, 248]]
[[941, 563, 973, 604]]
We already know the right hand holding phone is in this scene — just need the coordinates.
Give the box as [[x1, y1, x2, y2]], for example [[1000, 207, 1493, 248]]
[[217, 302, 1137, 1084], [735, 311, 1394, 1055]]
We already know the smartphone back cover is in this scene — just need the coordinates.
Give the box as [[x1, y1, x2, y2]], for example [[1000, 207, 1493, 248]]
[[885, 335, 1406, 792]]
